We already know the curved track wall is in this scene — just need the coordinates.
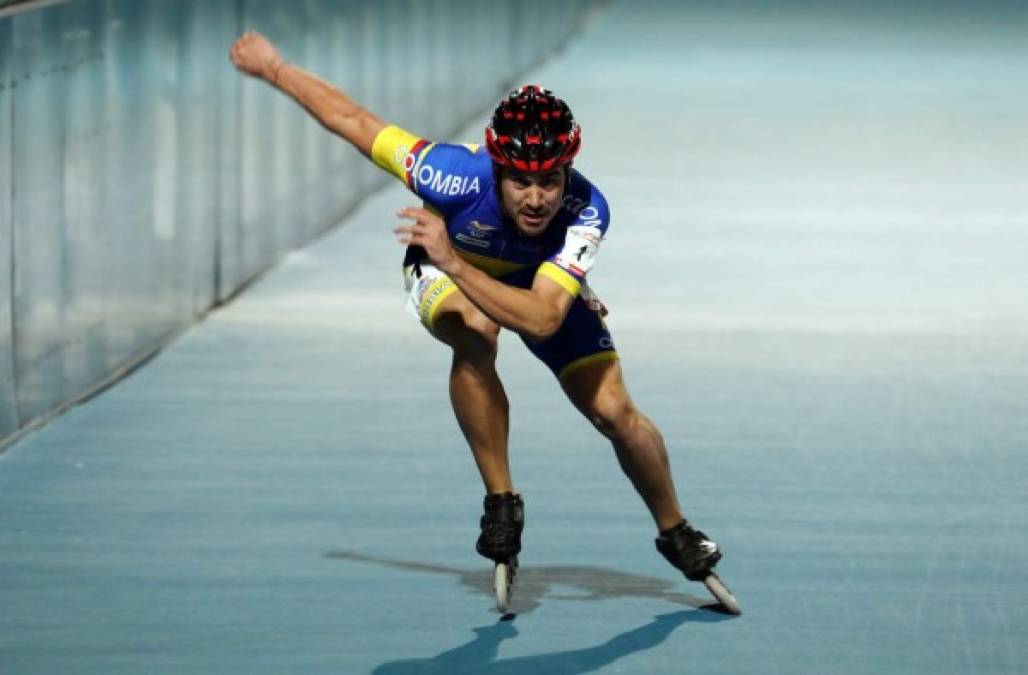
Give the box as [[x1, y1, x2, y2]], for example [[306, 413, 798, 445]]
[[0, 0, 592, 449]]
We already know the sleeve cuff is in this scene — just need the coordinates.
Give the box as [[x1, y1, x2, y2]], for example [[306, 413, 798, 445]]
[[537, 262, 582, 297], [370, 125, 422, 182]]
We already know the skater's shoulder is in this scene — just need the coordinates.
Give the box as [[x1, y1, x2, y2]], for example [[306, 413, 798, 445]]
[[371, 125, 492, 208], [557, 170, 610, 233]]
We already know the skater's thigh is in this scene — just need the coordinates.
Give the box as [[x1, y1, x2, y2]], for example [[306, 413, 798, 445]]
[[403, 263, 500, 358], [520, 293, 618, 381], [560, 356, 632, 420], [432, 294, 502, 359]]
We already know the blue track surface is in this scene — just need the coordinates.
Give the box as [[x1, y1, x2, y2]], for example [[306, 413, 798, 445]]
[[2, 2, 1027, 673]]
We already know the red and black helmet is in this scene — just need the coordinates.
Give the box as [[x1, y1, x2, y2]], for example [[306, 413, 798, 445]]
[[485, 85, 581, 172]]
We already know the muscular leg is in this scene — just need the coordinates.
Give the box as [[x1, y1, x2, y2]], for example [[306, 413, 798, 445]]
[[561, 359, 684, 532], [430, 291, 513, 495]]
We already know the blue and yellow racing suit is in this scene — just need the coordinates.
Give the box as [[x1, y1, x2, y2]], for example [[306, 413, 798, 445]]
[[371, 125, 617, 380]]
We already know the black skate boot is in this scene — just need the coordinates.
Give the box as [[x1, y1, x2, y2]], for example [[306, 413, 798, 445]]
[[656, 519, 722, 582], [475, 492, 524, 563]]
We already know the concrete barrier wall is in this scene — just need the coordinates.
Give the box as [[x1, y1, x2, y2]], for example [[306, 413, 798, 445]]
[[1, 16, 14, 437], [0, 0, 592, 448]]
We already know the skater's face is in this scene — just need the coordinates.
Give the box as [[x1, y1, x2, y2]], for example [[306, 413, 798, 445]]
[[499, 167, 566, 237]]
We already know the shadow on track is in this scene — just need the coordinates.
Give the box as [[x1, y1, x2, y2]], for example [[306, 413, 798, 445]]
[[372, 609, 729, 674], [327, 550, 738, 673], [325, 549, 727, 614]]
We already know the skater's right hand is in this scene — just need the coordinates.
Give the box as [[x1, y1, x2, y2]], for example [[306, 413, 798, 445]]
[[229, 31, 285, 82]]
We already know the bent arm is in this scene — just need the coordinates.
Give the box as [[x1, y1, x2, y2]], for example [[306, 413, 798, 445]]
[[229, 31, 386, 157], [394, 206, 575, 339], [446, 259, 575, 341]]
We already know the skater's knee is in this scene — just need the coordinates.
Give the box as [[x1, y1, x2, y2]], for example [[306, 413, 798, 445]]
[[435, 308, 500, 365], [585, 395, 637, 441], [452, 326, 499, 367], [464, 312, 501, 352]]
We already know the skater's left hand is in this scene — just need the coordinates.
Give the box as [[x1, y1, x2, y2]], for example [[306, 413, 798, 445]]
[[394, 207, 460, 274], [229, 31, 284, 82]]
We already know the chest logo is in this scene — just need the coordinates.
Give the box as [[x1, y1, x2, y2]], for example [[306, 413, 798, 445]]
[[455, 233, 491, 249]]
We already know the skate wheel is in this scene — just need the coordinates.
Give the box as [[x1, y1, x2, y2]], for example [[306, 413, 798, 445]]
[[703, 572, 742, 615], [494, 560, 515, 613]]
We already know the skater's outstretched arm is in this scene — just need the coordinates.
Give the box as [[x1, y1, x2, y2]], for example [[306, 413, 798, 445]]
[[229, 31, 387, 158]]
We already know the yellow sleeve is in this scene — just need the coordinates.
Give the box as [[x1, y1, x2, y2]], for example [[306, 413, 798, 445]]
[[371, 125, 433, 184], [536, 261, 582, 298]]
